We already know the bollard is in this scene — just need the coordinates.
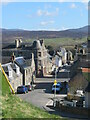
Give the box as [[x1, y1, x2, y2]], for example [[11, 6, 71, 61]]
[[53, 100, 56, 107], [83, 101, 85, 108]]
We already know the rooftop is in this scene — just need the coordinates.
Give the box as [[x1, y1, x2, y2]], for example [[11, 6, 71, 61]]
[[15, 57, 32, 69], [85, 82, 90, 92]]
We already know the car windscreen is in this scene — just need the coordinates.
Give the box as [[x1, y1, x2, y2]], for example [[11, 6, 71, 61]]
[[18, 86, 24, 89], [53, 85, 60, 88]]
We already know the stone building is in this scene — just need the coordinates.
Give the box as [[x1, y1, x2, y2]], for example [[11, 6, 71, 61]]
[[75, 39, 90, 69], [57, 60, 78, 79], [32, 40, 52, 76], [59, 47, 67, 64], [15, 53, 35, 85], [2, 39, 52, 77], [55, 54, 62, 67], [67, 50, 73, 61], [2, 62, 23, 92]]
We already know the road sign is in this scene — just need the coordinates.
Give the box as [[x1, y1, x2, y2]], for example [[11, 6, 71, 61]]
[[54, 80, 57, 85]]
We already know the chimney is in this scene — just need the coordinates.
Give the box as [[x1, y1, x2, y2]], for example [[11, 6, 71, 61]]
[[40, 39, 44, 47], [11, 52, 15, 63], [19, 39, 22, 46]]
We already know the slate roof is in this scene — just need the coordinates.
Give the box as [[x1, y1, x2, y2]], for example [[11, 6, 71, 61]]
[[15, 57, 32, 69], [25, 59, 32, 66], [85, 82, 90, 92], [10, 63, 16, 69]]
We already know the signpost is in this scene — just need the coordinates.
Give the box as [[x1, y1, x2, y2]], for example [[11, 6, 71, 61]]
[[53, 66, 58, 107]]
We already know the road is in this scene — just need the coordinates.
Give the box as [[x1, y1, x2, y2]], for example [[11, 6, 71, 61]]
[[17, 78, 88, 120], [36, 77, 70, 83], [17, 80, 65, 109]]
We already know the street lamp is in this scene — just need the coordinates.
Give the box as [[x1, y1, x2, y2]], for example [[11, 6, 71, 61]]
[[54, 67, 58, 98]]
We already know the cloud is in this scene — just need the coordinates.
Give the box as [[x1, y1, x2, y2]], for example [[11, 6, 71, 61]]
[[1, 0, 12, 5], [58, 0, 88, 3], [1, 0, 16, 2], [58, 0, 66, 2], [40, 20, 55, 26], [37, 9, 48, 16], [37, 9, 43, 16], [1, 0, 89, 3], [37, 7, 59, 17], [61, 26, 68, 30], [81, 0, 88, 3], [70, 3, 77, 9]]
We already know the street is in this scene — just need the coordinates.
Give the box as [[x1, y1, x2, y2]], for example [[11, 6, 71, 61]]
[[17, 79, 66, 109], [17, 78, 88, 120]]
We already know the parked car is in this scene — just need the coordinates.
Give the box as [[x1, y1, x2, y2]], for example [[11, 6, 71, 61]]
[[25, 84, 32, 91], [17, 85, 28, 94], [52, 83, 62, 93], [57, 82, 62, 87]]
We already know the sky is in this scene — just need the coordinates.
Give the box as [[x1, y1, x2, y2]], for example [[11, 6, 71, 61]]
[[1, 1, 89, 31]]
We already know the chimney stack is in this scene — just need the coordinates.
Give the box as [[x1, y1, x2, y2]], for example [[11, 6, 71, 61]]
[[11, 52, 15, 63]]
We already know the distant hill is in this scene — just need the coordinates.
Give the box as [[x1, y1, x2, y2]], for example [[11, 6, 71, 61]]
[[1, 25, 89, 42]]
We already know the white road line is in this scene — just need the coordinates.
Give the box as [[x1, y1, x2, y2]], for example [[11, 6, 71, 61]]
[[46, 100, 53, 106]]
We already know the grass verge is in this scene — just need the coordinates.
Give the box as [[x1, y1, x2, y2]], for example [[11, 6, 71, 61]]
[[0, 71, 67, 119]]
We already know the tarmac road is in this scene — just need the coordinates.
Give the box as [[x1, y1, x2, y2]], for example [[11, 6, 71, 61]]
[[17, 78, 89, 120]]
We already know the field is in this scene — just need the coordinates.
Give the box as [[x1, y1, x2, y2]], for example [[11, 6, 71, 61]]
[[0, 71, 67, 119], [24, 37, 87, 49]]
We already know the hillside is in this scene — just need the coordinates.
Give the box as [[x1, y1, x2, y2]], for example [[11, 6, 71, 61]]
[[1, 25, 89, 43], [0, 71, 67, 119]]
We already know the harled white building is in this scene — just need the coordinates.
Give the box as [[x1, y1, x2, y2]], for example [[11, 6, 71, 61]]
[[2, 62, 23, 92]]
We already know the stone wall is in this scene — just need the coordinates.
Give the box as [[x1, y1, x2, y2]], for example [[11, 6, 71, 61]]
[[56, 101, 90, 118], [10, 75, 22, 92]]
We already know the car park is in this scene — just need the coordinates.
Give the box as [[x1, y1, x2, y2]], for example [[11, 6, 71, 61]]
[[17, 85, 28, 94], [25, 84, 32, 91]]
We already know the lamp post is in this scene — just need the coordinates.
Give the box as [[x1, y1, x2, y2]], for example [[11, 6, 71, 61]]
[[54, 67, 57, 98]]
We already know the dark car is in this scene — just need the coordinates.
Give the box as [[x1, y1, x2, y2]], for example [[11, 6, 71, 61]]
[[17, 85, 28, 94], [25, 84, 32, 91]]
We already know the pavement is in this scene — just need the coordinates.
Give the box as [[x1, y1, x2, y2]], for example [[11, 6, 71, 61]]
[[36, 77, 70, 83], [17, 78, 89, 120]]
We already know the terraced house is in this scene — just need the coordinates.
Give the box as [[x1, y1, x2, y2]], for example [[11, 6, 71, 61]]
[[15, 53, 35, 85], [2, 39, 52, 77], [2, 62, 23, 92]]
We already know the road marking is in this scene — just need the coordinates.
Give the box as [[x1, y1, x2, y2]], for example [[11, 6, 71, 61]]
[[56, 94, 67, 97], [46, 100, 53, 106]]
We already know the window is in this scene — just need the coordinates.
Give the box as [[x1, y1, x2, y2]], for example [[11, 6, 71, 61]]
[[38, 52, 41, 57], [38, 60, 41, 66]]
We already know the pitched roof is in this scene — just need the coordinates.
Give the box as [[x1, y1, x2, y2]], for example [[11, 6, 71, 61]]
[[10, 63, 16, 69], [15, 57, 32, 69]]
